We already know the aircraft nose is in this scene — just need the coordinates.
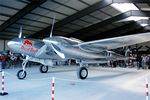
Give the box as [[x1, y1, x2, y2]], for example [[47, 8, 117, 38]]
[[7, 40, 20, 48], [7, 41, 14, 47]]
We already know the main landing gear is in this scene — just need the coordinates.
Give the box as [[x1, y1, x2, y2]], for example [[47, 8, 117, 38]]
[[77, 63, 88, 79], [40, 65, 48, 73], [17, 56, 49, 79]]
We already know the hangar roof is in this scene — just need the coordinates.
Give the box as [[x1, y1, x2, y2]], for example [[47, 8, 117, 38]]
[[0, 0, 150, 41]]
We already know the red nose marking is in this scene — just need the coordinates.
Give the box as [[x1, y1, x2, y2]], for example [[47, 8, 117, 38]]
[[23, 40, 33, 46]]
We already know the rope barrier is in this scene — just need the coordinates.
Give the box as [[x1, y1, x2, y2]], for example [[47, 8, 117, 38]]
[[2, 70, 147, 84], [55, 77, 103, 84], [4, 71, 17, 78], [3, 71, 103, 83]]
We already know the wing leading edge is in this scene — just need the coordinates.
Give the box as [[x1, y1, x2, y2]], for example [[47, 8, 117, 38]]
[[78, 32, 150, 51]]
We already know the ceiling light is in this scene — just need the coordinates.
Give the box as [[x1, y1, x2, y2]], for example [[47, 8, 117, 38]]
[[118, 16, 149, 22], [126, 16, 149, 21], [111, 3, 139, 12]]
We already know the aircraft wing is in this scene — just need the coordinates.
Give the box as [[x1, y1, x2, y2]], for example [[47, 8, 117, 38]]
[[78, 32, 150, 50]]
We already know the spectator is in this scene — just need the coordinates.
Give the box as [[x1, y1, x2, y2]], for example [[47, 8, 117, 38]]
[[1, 54, 6, 69], [137, 54, 142, 69], [142, 55, 147, 69]]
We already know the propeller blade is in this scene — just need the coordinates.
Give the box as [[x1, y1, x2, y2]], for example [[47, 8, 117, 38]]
[[51, 44, 65, 59], [50, 16, 55, 37], [145, 46, 150, 51], [137, 46, 143, 50], [145, 45, 150, 49], [18, 26, 22, 38]]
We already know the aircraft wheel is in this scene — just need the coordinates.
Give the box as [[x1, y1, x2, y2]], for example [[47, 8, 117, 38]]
[[17, 70, 27, 79], [40, 65, 48, 73], [77, 67, 88, 79]]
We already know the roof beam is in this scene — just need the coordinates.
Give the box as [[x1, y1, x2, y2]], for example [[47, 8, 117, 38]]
[[0, 34, 16, 40], [29, 0, 113, 38], [83, 22, 142, 41], [131, 10, 150, 17], [137, 19, 150, 25], [81, 22, 135, 41], [68, 10, 150, 38], [29, 0, 150, 39], [0, 31, 19, 36], [68, 11, 131, 38], [0, 0, 47, 32], [119, 26, 144, 36], [83, 22, 135, 41], [83, 19, 149, 41]]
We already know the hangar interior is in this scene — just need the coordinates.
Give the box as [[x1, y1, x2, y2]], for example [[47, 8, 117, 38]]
[[0, 1, 150, 100], [0, 0, 150, 52]]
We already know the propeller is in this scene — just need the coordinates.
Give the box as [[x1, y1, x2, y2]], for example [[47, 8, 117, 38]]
[[47, 16, 66, 59], [145, 45, 150, 49], [51, 44, 65, 59], [50, 16, 55, 37], [145, 46, 150, 51], [18, 26, 22, 38], [137, 46, 143, 50]]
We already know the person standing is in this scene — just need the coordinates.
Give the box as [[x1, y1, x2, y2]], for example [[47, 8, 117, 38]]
[[1, 54, 6, 69], [137, 54, 142, 69], [142, 55, 147, 69]]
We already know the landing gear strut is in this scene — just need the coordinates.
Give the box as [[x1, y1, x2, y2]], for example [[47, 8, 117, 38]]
[[17, 56, 28, 79]]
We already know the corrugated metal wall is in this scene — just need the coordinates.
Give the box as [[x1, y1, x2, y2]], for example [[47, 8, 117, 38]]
[[0, 39, 10, 52]]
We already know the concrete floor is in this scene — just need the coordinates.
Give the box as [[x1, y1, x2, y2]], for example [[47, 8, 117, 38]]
[[0, 65, 149, 100]]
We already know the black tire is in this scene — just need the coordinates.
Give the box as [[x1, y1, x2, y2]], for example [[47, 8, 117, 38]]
[[17, 70, 27, 79], [77, 67, 88, 79], [40, 65, 48, 73]]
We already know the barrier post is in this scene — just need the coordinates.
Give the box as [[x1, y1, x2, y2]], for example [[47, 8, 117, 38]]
[[51, 77, 55, 100], [129, 49, 133, 66], [0, 71, 8, 96], [146, 78, 149, 100]]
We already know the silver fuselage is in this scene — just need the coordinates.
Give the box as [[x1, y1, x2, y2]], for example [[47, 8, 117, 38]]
[[7, 37, 125, 65], [43, 36, 124, 60]]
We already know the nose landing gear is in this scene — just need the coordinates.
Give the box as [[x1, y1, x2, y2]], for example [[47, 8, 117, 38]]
[[17, 56, 28, 79]]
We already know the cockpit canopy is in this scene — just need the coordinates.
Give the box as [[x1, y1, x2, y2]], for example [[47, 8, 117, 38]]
[[56, 36, 83, 45]]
